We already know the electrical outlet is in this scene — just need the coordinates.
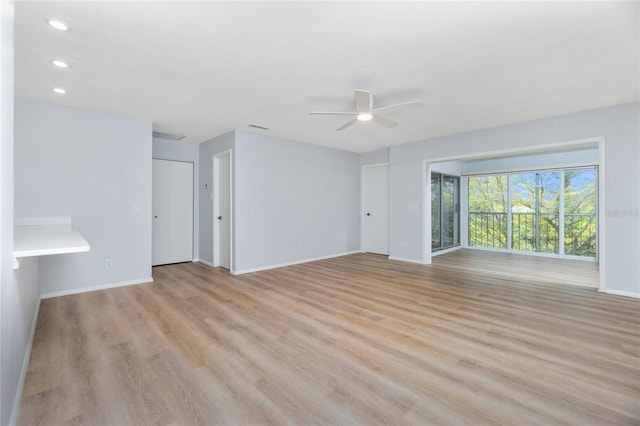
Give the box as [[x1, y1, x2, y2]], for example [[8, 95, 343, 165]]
[[289, 243, 295, 250], [299, 243, 304, 249], [105, 259, 112, 268]]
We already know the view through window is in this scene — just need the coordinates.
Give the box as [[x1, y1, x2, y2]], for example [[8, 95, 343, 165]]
[[431, 173, 460, 251], [468, 166, 597, 258]]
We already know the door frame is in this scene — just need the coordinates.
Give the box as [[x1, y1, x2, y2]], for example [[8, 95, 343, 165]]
[[361, 162, 389, 254], [422, 136, 606, 292], [212, 149, 233, 271]]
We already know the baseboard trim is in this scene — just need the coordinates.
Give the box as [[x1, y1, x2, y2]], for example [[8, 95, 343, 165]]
[[233, 250, 361, 275], [194, 258, 215, 268], [388, 256, 428, 265], [40, 277, 154, 299], [598, 288, 640, 299], [431, 245, 462, 257], [9, 298, 41, 426]]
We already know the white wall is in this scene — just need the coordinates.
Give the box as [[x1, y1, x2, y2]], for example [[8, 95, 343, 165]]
[[360, 148, 389, 165], [14, 99, 153, 296], [152, 138, 200, 260], [431, 160, 463, 176], [2, 5, 41, 425], [462, 147, 598, 174], [198, 131, 235, 265], [389, 102, 639, 296], [234, 130, 360, 272]]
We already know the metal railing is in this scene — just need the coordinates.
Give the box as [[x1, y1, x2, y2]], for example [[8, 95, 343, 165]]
[[564, 213, 597, 257], [468, 212, 508, 249], [468, 211, 596, 256]]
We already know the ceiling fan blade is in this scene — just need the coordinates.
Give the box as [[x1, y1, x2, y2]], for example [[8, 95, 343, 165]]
[[372, 100, 424, 115], [355, 90, 372, 112], [309, 111, 359, 116], [336, 119, 357, 131], [373, 115, 399, 128]]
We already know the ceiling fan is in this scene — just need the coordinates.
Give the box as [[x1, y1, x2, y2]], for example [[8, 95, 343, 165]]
[[310, 89, 424, 131]]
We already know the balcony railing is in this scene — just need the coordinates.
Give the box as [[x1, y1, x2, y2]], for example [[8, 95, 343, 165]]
[[468, 211, 596, 257], [468, 212, 508, 249]]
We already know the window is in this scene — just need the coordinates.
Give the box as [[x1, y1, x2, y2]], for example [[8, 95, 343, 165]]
[[564, 168, 597, 257], [468, 175, 508, 249], [431, 173, 460, 251], [468, 166, 597, 258]]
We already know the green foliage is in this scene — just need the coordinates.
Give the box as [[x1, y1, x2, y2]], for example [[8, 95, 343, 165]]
[[467, 168, 597, 257]]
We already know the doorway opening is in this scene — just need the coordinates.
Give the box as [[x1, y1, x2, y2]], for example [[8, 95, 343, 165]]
[[424, 138, 603, 290], [213, 150, 232, 270]]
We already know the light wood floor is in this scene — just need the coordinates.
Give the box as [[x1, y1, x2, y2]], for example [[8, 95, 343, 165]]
[[432, 248, 599, 288], [20, 254, 639, 425]]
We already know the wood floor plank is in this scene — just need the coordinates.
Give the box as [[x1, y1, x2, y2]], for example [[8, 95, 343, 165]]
[[21, 297, 61, 397], [19, 252, 640, 425], [432, 248, 599, 287]]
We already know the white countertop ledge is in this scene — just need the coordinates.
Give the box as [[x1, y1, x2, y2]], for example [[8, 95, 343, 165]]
[[14, 217, 90, 259]]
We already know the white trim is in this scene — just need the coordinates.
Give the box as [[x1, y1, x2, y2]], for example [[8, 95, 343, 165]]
[[598, 288, 640, 299], [9, 298, 41, 426], [40, 277, 153, 299], [424, 137, 602, 165], [559, 170, 565, 255], [212, 149, 233, 271], [422, 161, 429, 264], [233, 250, 361, 275], [597, 141, 606, 292], [151, 157, 194, 164], [388, 256, 428, 265], [195, 258, 215, 268], [507, 174, 513, 250], [431, 245, 462, 257]]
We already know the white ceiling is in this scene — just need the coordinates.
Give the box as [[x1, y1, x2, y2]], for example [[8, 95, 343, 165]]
[[15, 1, 639, 153]]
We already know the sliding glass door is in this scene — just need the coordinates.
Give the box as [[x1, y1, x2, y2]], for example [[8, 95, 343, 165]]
[[431, 173, 460, 251]]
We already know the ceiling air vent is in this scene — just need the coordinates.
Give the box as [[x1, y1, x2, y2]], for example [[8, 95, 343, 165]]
[[248, 124, 270, 131], [152, 131, 185, 141]]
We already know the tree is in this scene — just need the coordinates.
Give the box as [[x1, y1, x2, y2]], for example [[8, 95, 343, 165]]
[[468, 175, 508, 249], [467, 168, 597, 257]]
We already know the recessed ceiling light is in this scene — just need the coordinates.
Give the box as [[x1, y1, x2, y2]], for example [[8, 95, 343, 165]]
[[357, 112, 373, 121], [52, 60, 68, 68], [53, 88, 66, 94], [48, 20, 69, 31]]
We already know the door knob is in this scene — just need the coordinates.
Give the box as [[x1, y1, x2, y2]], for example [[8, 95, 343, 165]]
[[154, 215, 158, 219], [217, 216, 222, 220], [366, 213, 371, 216]]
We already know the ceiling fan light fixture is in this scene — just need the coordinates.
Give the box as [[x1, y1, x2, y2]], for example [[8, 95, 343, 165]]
[[357, 112, 373, 121], [52, 59, 68, 68], [48, 20, 69, 31]]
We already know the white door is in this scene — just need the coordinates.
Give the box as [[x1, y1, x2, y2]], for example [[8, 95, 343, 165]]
[[214, 153, 231, 269], [363, 165, 389, 255], [152, 159, 193, 266]]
